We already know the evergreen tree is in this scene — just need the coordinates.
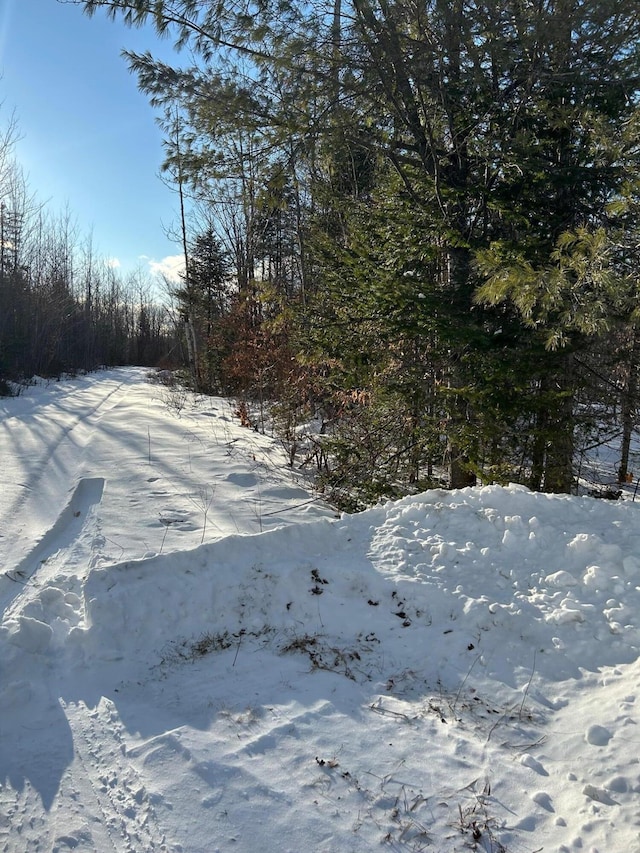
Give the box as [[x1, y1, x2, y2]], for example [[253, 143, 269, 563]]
[[175, 226, 231, 392], [74, 0, 640, 496]]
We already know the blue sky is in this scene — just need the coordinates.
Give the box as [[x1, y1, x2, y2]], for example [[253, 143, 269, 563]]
[[0, 0, 184, 282]]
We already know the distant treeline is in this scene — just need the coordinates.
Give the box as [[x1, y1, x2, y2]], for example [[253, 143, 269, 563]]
[[0, 117, 180, 388]]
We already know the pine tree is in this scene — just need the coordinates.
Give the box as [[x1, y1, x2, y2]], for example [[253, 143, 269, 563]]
[[74, 0, 640, 496], [175, 227, 231, 392]]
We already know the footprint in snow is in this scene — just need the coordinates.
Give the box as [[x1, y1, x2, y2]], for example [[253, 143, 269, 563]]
[[532, 791, 554, 811], [582, 784, 618, 805], [520, 753, 548, 776], [585, 724, 612, 746]]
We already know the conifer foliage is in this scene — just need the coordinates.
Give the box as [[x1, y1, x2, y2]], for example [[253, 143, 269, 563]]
[[76, 0, 640, 501]]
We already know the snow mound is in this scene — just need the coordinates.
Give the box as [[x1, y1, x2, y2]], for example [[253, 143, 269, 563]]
[[77, 484, 640, 691], [4, 369, 640, 853]]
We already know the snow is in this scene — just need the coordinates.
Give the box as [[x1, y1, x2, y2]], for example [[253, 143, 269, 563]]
[[1, 368, 640, 852]]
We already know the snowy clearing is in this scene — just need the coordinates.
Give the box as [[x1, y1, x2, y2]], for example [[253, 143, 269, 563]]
[[1, 368, 640, 853]]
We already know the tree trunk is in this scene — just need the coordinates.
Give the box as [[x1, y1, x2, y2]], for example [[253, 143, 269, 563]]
[[618, 326, 640, 483], [542, 356, 575, 493], [446, 245, 477, 489], [529, 402, 547, 491]]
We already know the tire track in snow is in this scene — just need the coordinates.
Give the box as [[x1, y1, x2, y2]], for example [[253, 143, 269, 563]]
[[0, 477, 105, 622], [0, 376, 130, 567]]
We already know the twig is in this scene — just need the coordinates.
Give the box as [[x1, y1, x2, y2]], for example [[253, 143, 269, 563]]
[[452, 654, 482, 715], [486, 702, 519, 743], [159, 522, 170, 555], [3, 570, 30, 586], [233, 630, 245, 666], [369, 702, 413, 723], [187, 484, 216, 544], [519, 649, 537, 721], [260, 497, 327, 516], [254, 483, 263, 533]]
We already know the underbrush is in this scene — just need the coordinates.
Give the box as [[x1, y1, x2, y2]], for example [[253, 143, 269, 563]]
[[153, 367, 640, 513]]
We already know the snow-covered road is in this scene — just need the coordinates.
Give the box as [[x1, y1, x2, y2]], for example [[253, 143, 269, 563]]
[[1, 369, 640, 852]]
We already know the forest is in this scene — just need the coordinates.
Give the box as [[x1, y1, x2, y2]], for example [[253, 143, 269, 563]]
[[0, 112, 177, 388], [6, 0, 640, 508]]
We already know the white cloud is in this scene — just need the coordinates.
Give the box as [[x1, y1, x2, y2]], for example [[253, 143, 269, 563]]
[[148, 254, 185, 284], [106, 257, 121, 269]]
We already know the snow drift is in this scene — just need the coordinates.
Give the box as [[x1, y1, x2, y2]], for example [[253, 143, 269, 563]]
[[2, 370, 640, 852]]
